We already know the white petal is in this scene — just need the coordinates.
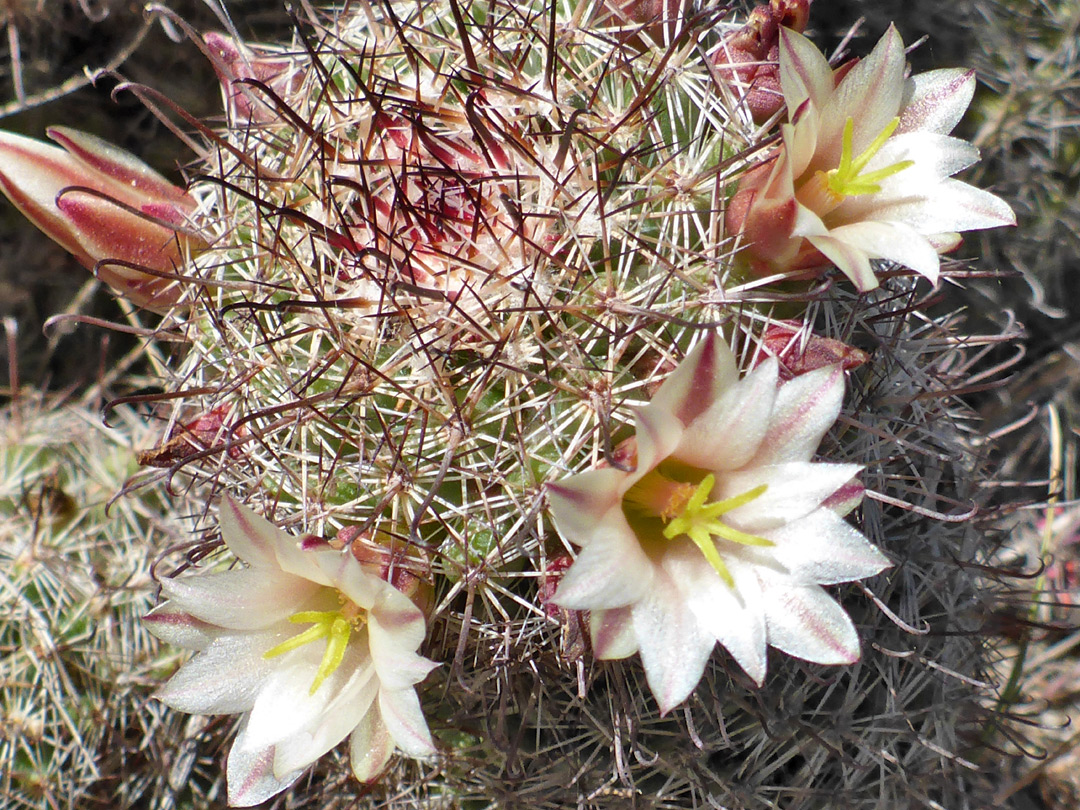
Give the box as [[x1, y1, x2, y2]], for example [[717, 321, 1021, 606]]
[[675, 358, 778, 471], [219, 497, 286, 568], [631, 568, 714, 714], [378, 687, 436, 757], [272, 670, 379, 776], [143, 602, 221, 650], [785, 114, 820, 179], [753, 364, 845, 466], [316, 547, 385, 611], [791, 198, 829, 238], [927, 232, 963, 253], [239, 641, 363, 753], [817, 26, 906, 168], [867, 131, 980, 180], [368, 611, 438, 690], [272, 538, 337, 587], [220, 499, 335, 585], [159, 566, 320, 630], [665, 546, 767, 685], [371, 583, 428, 645], [807, 234, 878, 291], [758, 141, 798, 205], [759, 574, 861, 665], [154, 630, 278, 714], [898, 68, 975, 135], [632, 401, 686, 478], [547, 468, 628, 547], [720, 462, 863, 531], [590, 606, 638, 659], [821, 478, 866, 517], [648, 331, 738, 427], [350, 705, 394, 782], [848, 177, 1016, 234], [779, 28, 834, 114], [227, 721, 303, 807], [764, 508, 891, 585], [825, 221, 941, 282], [552, 522, 655, 610]]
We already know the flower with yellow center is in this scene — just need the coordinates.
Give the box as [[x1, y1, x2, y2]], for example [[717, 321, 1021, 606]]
[[144, 498, 437, 806], [725, 25, 1015, 291], [546, 333, 890, 713]]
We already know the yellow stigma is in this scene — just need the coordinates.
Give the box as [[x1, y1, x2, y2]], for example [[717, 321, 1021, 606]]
[[263, 600, 366, 695], [661, 474, 773, 587], [825, 117, 914, 198]]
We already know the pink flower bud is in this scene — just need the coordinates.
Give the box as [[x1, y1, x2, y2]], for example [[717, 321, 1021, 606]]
[[0, 127, 204, 311], [759, 320, 869, 379], [712, 0, 813, 123]]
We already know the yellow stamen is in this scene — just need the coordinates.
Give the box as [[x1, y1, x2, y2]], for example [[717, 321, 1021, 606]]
[[661, 474, 773, 587], [263, 604, 366, 695], [825, 117, 914, 199]]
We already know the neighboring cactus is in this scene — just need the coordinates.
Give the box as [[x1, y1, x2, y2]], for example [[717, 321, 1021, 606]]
[[0, 0, 1024, 808], [0, 394, 214, 809], [961, 0, 1080, 805]]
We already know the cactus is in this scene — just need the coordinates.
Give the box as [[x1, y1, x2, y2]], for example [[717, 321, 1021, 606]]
[[959, 0, 1080, 805], [0, 394, 220, 809], [0, 0, 1025, 807]]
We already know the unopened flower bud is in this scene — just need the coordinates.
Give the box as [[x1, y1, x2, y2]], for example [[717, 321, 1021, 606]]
[[759, 320, 869, 379], [712, 0, 813, 122], [0, 127, 205, 311]]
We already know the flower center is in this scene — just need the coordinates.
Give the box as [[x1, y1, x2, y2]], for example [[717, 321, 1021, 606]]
[[826, 116, 913, 198], [795, 117, 914, 216], [263, 596, 367, 695], [625, 471, 773, 587]]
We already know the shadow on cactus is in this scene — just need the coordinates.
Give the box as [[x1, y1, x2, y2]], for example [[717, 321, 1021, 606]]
[[0, 0, 1026, 807]]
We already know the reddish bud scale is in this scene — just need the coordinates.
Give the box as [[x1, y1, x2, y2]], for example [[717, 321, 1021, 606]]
[[136, 406, 246, 468], [759, 321, 869, 379], [713, 0, 813, 122], [538, 555, 590, 661], [538, 554, 574, 618], [339, 526, 433, 613]]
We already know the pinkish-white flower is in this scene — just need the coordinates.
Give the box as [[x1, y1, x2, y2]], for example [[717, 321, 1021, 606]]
[[0, 127, 205, 311], [726, 25, 1015, 290], [547, 333, 890, 713], [144, 498, 437, 806]]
